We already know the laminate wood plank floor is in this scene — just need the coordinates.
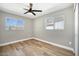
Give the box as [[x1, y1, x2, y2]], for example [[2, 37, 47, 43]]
[[0, 39, 75, 56]]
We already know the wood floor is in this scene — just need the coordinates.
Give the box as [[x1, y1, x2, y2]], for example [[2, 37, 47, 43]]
[[0, 39, 75, 56]]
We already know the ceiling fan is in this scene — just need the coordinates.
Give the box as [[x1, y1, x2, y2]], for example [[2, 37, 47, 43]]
[[24, 3, 42, 16]]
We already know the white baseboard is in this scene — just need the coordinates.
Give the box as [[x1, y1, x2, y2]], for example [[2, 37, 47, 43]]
[[0, 37, 33, 46], [32, 37, 74, 52]]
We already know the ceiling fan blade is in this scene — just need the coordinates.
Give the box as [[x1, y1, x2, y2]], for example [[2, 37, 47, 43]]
[[24, 12, 28, 14], [31, 12, 36, 16], [32, 10, 42, 12]]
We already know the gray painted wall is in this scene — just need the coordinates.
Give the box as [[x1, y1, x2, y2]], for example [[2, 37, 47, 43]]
[[78, 15, 79, 55], [78, 3, 79, 55], [0, 11, 33, 44], [33, 6, 75, 49]]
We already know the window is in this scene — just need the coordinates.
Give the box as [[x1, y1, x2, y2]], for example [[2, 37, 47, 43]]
[[5, 17, 24, 30], [45, 15, 64, 30], [55, 21, 64, 30]]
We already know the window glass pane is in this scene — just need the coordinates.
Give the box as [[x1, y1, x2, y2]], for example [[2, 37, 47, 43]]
[[46, 26, 54, 30], [55, 21, 64, 29], [5, 17, 17, 26], [17, 19, 24, 27], [45, 19, 54, 30]]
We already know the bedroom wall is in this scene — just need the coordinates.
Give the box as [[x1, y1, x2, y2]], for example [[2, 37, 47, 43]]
[[78, 14, 79, 55], [0, 10, 33, 44], [78, 3, 79, 56], [33, 6, 75, 49]]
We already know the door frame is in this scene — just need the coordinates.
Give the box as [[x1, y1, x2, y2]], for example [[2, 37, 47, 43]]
[[75, 3, 78, 56]]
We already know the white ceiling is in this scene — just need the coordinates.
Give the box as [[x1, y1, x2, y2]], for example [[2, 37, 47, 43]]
[[0, 3, 73, 19]]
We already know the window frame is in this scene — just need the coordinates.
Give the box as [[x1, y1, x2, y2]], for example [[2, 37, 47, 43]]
[[5, 17, 24, 30]]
